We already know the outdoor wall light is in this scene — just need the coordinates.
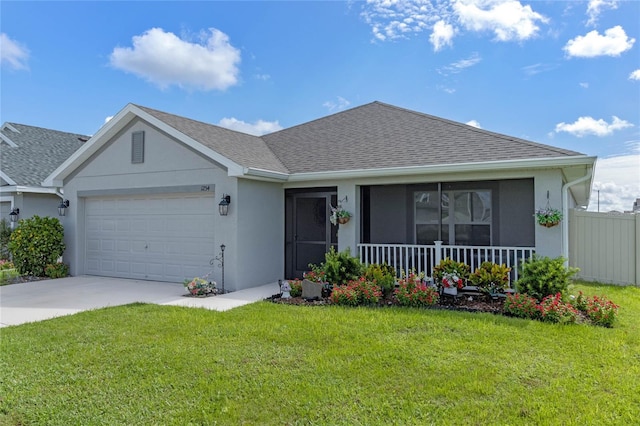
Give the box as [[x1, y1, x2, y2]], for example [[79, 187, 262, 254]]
[[9, 208, 19, 223], [218, 194, 231, 216], [58, 200, 70, 217]]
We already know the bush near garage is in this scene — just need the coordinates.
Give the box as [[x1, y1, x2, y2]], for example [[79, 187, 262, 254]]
[[8, 216, 65, 277]]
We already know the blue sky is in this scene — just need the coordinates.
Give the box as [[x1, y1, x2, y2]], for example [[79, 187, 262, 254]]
[[1, 0, 638, 212]]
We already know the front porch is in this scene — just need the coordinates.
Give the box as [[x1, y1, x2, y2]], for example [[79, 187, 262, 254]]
[[358, 242, 535, 284]]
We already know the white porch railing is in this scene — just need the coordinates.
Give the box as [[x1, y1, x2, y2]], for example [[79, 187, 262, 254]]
[[358, 241, 535, 285]]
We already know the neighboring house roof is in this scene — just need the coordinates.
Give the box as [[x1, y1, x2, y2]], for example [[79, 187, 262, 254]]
[[261, 101, 584, 174], [1, 122, 88, 188]]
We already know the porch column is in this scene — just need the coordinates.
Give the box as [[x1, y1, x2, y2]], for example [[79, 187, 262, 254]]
[[533, 170, 563, 258], [336, 182, 359, 256]]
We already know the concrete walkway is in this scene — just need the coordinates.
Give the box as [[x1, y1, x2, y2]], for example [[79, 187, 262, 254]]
[[0, 276, 280, 328]]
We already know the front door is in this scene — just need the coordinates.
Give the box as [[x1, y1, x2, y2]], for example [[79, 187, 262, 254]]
[[285, 190, 337, 279]]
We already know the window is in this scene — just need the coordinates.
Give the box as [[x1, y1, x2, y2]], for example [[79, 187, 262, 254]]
[[131, 131, 145, 164], [415, 189, 491, 246]]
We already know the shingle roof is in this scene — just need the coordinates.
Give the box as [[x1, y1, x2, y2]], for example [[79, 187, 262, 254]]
[[261, 101, 585, 174], [1, 123, 88, 186], [136, 105, 289, 174]]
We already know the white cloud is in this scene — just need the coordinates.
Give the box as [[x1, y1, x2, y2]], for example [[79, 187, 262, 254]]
[[586, 0, 618, 26], [453, 0, 548, 42], [323, 96, 351, 112], [555, 116, 633, 137], [255, 73, 270, 81], [438, 52, 481, 75], [630, 69, 640, 81], [588, 143, 640, 212], [360, 0, 440, 41], [0, 33, 29, 70], [217, 118, 282, 136], [110, 27, 240, 91], [104, 116, 113, 124], [430, 20, 455, 51], [361, 0, 547, 48], [579, 82, 589, 88], [466, 120, 481, 128], [563, 26, 635, 58]]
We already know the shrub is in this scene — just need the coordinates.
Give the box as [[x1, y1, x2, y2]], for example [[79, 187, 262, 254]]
[[8, 216, 65, 277], [363, 263, 396, 296], [469, 262, 511, 295], [0, 219, 12, 261], [395, 271, 439, 307], [503, 293, 540, 319], [537, 293, 578, 324], [432, 258, 470, 285], [330, 278, 382, 306], [310, 247, 364, 286], [515, 255, 578, 301], [330, 284, 359, 306], [288, 279, 302, 297], [573, 291, 619, 328], [45, 262, 69, 279]]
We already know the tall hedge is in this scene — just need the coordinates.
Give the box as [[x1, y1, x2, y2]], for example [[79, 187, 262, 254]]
[[8, 216, 65, 276]]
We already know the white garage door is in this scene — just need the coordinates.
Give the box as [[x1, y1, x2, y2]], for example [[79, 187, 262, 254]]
[[85, 193, 216, 282]]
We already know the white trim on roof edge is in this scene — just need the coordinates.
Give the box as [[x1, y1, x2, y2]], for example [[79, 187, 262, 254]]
[[0, 185, 61, 195], [42, 104, 245, 187], [0, 132, 18, 148], [0, 171, 17, 186], [285, 155, 597, 182]]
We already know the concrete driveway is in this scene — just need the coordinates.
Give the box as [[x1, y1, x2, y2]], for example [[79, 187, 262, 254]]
[[0, 276, 280, 328]]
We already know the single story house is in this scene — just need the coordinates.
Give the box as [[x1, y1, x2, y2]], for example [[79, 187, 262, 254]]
[[1, 122, 89, 226], [43, 102, 596, 291]]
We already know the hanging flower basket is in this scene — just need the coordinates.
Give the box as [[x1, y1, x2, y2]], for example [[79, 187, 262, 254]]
[[535, 207, 562, 228], [337, 216, 350, 225], [330, 204, 352, 226]]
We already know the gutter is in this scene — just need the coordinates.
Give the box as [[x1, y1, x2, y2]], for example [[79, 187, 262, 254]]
[[561, 167, 593, 266], [287, 155, 597, 182]]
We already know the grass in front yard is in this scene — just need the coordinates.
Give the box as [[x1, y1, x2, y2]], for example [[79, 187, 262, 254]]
[[1, 282, 638, 425]]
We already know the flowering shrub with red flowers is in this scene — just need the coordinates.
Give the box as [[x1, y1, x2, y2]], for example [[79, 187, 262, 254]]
[[537, 293, 578, 324], [330, 284, 360, 306], [331, 278, 382, 306], [573, 291, 619, 328], [503, 293, 540, 319], [395, 271, 439, 307]]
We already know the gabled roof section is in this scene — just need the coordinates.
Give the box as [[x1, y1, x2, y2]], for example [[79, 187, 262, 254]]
[[136, 105, 288, 174], [0, 122, 88, 186], [261, 101, 586, 174]]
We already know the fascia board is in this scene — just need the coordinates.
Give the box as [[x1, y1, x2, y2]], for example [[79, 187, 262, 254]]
[[0, 185, 59, 195], [0, 170, 17, 185], [240, 167, 290, 181], [287, 156, 598, 182]]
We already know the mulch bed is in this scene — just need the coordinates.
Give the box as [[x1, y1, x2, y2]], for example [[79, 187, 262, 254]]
[[267, 293, 506, 315]]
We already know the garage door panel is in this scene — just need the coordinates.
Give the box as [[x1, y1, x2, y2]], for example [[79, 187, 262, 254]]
[[85, 193, 215, 282]]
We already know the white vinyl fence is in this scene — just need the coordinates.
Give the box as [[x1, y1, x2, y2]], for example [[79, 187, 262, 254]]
[[569, 210, 639, 285]]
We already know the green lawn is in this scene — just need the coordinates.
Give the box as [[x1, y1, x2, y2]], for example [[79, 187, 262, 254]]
[[1, 281, 639, 425]]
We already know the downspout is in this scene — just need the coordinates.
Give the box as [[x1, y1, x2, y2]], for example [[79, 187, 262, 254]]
[[561, 168, 593, 266]]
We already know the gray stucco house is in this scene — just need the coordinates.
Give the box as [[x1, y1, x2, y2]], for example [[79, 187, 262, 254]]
[[44, 102, 596, 290], [1, 122, 88, 226]]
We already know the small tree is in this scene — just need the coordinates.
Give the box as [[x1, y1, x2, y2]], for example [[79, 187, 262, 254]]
[[8, 216, 65, 276]]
